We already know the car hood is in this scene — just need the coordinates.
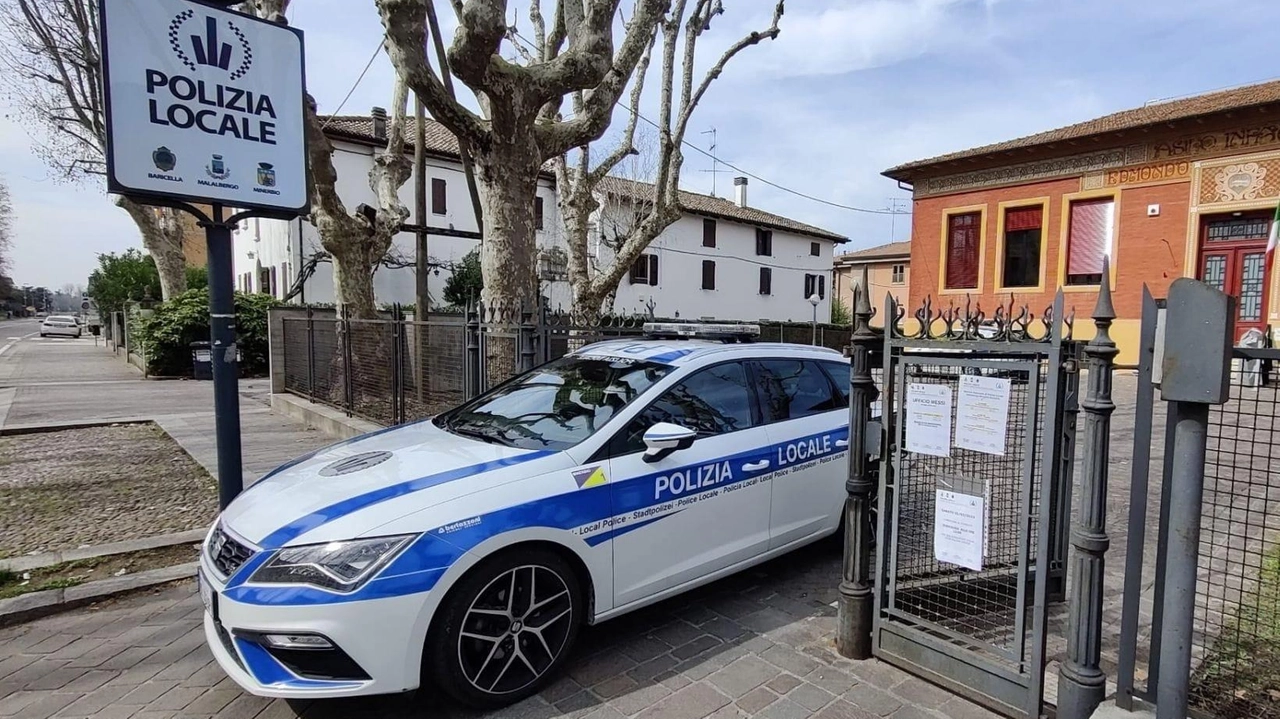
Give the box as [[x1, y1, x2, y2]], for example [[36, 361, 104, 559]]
[[220, 420, 560, 548]]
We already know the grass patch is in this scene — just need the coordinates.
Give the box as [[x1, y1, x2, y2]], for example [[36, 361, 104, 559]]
[[1190, 545, 1280, 719], [0, 544, 198, 600]]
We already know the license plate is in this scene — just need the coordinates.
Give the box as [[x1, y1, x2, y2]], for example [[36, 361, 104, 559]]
[[197, 569, 218, 621]]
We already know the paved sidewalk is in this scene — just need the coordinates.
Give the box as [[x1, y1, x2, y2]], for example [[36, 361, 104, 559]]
[[0, 540, 999, 719], [0, 333, 331, 483]]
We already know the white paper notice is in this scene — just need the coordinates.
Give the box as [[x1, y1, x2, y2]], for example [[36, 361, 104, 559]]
[[906, 383, 952, 457], [935, 489, 985, 571], [955, 374, 1013, 456]]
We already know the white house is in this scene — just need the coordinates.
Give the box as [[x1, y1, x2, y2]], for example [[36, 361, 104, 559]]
[[232, 111, 847, 322]]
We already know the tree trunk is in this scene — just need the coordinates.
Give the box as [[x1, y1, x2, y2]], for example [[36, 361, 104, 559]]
[[476, 156, 540, 312], [115, 197, 187, 300], [329, 241, 378, 320]]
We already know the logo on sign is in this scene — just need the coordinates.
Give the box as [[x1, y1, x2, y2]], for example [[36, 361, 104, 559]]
[[152, 146, 176, 171], [256, 162, 275, 187], [168, 10, 253, 80], [572, 466, 608, 489], [205, 154, 230, 180]]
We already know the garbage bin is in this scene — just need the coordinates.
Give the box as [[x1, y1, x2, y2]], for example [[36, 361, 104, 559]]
[[191, 341, 212, 380]]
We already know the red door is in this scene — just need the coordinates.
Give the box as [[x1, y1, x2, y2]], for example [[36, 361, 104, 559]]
[[1198, 212, 1272, 341]]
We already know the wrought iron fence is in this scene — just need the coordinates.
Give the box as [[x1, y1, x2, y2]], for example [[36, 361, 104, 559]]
[[278, 304, 855, 427]]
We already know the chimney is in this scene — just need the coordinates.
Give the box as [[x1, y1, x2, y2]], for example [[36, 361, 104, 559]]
[[733, 176, 748, 208], [370, 106, 388, 141]]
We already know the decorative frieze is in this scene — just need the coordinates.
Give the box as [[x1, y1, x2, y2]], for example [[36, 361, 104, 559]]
[[915, 148, 1127, 197]]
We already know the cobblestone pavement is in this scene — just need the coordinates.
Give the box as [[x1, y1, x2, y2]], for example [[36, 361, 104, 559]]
[[0, 539, 999, 719]]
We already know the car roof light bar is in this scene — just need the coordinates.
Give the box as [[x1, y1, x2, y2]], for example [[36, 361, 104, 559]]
[[642, 322, 760, 343]]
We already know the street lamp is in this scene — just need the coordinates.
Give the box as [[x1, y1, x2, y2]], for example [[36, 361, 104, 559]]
[[808, 293, 821, 345]]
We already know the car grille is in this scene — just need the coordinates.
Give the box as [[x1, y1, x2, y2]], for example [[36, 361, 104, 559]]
[[207, 525, 255, 578]]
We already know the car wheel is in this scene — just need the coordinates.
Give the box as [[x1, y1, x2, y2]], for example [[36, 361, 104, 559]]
[[39, 333, 45, 338], [426, 547, 582, 709]]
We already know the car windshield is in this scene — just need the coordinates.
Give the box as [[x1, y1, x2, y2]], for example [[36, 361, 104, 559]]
[[437, 355, 674, 451]]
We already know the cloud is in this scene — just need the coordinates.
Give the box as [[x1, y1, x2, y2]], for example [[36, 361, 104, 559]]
[[717, 0, 1007, 80]]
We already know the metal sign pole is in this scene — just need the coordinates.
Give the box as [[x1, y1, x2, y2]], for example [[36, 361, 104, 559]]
[[202, 204, 243, 509]]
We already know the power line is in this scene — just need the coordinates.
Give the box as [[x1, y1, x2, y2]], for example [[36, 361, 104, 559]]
[[516, 28, 908, 217], [321, 41, 383, 128], [616, 99, 906, 216]]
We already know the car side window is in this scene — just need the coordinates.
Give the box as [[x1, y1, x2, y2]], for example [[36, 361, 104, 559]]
[[614, 362, 755, 455], [819, 360, 851, 409], [754, 360, 842, 423]]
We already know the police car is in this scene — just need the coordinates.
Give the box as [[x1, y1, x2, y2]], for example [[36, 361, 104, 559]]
[[199, 323, 852, 707]]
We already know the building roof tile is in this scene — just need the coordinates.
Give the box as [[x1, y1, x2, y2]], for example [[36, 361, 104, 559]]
[[884, 79, 1280, 179], [834, 240, 911, 263]]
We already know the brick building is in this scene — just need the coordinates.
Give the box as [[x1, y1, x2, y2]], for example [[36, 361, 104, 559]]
[[884, 80, 1280, 364]]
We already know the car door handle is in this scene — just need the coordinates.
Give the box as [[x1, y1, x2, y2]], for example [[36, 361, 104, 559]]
[[742, 460, 770, 472], [835, 439, 849, 448]]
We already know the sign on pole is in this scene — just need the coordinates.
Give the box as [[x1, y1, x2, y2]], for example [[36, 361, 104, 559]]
[[100, 0, 308, 214]]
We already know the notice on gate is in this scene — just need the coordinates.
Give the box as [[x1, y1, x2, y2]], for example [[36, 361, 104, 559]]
[[905, 383, 952, 457], [934, 486, 985, 571], [955, 374, 1012, 456]]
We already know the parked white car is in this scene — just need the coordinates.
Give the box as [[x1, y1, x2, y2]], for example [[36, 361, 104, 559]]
[[198, 324, 852, 706], [40, 315, 82, 338]]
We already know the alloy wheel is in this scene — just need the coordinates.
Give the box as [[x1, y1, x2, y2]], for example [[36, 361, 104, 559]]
[[456, 564, 574, 696]]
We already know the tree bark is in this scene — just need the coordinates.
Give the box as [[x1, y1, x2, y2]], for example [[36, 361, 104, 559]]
[[115, 197, 187, 299]]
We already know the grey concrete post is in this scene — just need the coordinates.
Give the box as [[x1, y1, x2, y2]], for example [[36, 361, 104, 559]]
[[1057, 259, 1117, 719], [837, 265, 879, 659], [1154, 278, 1235, 719]]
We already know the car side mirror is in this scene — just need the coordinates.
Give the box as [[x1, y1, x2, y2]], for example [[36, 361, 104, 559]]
[[642, 422, 696, 463]]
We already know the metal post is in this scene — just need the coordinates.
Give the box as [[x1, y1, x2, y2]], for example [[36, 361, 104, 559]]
[[201, 204, 243, 510], [1153, 278, 1235, 719], [341, 305, 353, 417], [837, 265, 878, 659], [306, 307, 315, 401], [812, 303, 818, 346], [1156, 403, 1208, 719], [465, 302, 481, 399], [1057, 259, 1117, 719], [519, 302, 536, 373], [390, 304, 402, 425]]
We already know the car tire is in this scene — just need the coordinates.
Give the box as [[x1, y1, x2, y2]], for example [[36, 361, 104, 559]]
[[39, 333, 45, 338], [425, 547, 583, 709]]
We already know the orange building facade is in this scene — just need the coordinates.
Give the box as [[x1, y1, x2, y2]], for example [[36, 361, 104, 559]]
[[885, 81, 1280, 365]]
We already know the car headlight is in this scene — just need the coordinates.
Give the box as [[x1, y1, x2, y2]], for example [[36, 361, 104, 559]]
[[248, 534, 417, 593]]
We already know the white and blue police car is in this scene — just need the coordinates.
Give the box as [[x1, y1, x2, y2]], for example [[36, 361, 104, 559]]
[[198, 323, 853, 707]]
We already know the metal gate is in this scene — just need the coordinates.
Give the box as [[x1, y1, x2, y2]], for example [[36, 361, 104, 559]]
[[872, 294, 1079, 719]]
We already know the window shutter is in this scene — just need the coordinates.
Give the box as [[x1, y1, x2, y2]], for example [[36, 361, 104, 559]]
[[702, 260, 715, 290], [818, 275, 825, 300], [648, 254, 659, 286], [810, 242, 820, 257], [1067, 199, 1114, 278], [535, 197, 545, 230], [629, 257, 645, 284], [431, 178, 446, 214], [1005, 206, 1042, 231], [945, 212, 980, 289], [803, 274, 813, 298], [759, 267, 772, 295], [703, 219, 716, 248]]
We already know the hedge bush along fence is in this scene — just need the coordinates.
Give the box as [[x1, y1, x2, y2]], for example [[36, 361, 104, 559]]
[[131, 288, 278, 377]]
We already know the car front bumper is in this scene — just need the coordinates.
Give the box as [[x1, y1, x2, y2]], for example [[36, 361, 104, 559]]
[[199, 554, 438, 699]]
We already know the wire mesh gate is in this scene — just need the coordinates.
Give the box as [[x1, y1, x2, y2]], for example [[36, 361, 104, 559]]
[[872, 295, 1079, 719]]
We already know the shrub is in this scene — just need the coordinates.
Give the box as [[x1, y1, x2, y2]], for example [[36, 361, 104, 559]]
[[132, 288, 278, 377]]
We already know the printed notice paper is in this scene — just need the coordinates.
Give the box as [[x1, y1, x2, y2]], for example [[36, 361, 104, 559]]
[[955, 374, 1012, 456], [906, 383, 952, 457], [935, 489, 985, 571]]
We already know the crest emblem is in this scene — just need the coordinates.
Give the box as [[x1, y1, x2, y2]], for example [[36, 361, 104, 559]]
[[205, 154, 230, 180], [256, 162, 276, 187], [152, 146, 176, 172]]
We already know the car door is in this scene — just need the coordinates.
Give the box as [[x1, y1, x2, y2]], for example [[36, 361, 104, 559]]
[[604, 361, 773, 607], [753, 359, 850, 550]]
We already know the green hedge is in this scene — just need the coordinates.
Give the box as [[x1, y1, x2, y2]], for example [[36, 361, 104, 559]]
[[132, 288, 278, 377]]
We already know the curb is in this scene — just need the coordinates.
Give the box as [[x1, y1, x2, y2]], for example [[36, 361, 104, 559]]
[[0, 528, 208, 573], [0, 417, 154, 436], [0, 562, 197, 627], [271, 392, 383, 439]]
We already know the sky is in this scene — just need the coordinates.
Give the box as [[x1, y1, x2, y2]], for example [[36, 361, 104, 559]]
[[4, 0, 1280, 289]]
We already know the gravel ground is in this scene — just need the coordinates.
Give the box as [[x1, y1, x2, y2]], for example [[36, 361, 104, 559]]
[[0, 423, 216, 557]]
